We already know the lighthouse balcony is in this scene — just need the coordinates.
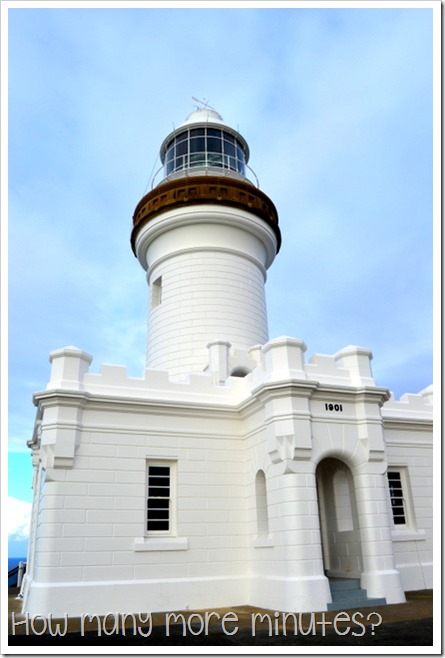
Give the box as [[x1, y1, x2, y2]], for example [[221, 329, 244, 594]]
[[152, 161, 259, 189], [131, 174, 281, 255]]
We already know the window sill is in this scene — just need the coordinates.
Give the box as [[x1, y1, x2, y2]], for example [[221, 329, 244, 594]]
[[391, 529, 426, 542], [134, 536, 189, 552], [253, 534, 274, 548]]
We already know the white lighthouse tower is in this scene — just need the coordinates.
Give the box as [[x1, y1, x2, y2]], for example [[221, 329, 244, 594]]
[[20, 105, 432, 620], [131, 107, 281, 378]]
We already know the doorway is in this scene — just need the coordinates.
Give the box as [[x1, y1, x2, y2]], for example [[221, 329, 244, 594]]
[[316, 458, 363, 578]]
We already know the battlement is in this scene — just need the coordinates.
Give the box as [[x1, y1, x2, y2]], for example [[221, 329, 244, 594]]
[[43, 346, 248, 407], [382, 385, 433, 420], [40, 337, 410, 406]]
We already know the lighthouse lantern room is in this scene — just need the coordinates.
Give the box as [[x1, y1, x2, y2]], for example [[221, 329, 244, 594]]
[[131, 107, 281, 378]]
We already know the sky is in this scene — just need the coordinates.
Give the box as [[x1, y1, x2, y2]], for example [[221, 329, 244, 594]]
[[4, 2, 437, 558]]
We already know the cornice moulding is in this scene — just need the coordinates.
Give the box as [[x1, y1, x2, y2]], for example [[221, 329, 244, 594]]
[[33, 389, 243, 420]]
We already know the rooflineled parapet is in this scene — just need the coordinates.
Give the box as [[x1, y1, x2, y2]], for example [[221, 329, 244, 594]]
[[333, 345, 375, 386], [46, 346, 93, 391], [382, 385, 434, 420], [41, 342, 286, 402], [207, 340, 231, 385], [38, 347, 250, 407], [261, 336, 308, 381], [305, 345, 375, 387], [40, 339, 401, 400]]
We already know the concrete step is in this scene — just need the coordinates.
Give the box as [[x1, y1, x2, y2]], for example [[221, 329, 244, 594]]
[[327, 596, 387, 611], [327, 577, 386, 611], [331, 590, 372, 603], [329, 577, 361, 592]]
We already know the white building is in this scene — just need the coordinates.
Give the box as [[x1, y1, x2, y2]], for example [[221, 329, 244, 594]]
[[20, 108, 433, 617]]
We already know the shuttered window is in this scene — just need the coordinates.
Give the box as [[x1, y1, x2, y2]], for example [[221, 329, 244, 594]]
[[387, 471, 407, 526], [147, 464, 171, 533]]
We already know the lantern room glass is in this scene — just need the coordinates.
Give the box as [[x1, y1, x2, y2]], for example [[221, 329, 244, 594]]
[[164, 127, 247, 176]]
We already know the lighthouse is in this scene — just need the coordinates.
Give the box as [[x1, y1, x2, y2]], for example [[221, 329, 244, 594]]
[[131, 107, 281, 378], [20, 105, 432, 620]]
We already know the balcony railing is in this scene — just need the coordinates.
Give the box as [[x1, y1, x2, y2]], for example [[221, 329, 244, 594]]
[[151, 161, 260, 190]]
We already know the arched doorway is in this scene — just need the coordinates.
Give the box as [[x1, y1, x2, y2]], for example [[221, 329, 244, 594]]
[[316, 458, 363, 578]]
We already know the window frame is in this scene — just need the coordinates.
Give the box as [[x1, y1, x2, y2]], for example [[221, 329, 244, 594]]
[[253, 469, 273, 548], [387, 470, 406, 526], [164, 127, 247, 176], [387, 467, 415, 531], [151, 276, 162, 309], [145, 460, 177, 537]]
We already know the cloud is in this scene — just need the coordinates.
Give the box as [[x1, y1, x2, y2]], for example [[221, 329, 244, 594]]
[[8, 497, 32, 540]]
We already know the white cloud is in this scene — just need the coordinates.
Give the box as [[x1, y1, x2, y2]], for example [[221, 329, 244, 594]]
[[8, 497, 32, 540]]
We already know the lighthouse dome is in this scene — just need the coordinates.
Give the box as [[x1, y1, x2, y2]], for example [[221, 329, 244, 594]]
[[180, 108, 225, 126]]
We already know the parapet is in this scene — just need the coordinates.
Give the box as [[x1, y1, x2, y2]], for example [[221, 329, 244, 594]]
[[46, 346, 93, 390], [40, 341, 431, 412], [40, 344, 249, 408], [304, 344, 375, 387], [382, 385, 433, 421]]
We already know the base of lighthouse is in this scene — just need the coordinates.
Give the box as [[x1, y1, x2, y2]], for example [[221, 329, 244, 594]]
[[20, 338, 432, 618]]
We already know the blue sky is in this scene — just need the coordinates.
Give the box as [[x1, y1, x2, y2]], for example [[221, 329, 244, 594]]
[[4, 3, 436, 557]]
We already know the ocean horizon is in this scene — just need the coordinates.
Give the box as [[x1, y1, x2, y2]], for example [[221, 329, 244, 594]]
[[8, 557, 26, 572], [8, 557, 26, 588]]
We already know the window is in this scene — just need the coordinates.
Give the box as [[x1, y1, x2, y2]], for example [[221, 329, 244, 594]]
[[135, 460, 188, 551], [151, 276, 162, 308], [255, 470, 269, 536], [387, 471, 407, 526], [146, 463, 172, 533], [163, 127, 247, 176]]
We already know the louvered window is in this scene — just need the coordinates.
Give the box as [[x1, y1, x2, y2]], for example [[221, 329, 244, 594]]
[[147, 464, 171, 533], [387, 471, 407, 525]]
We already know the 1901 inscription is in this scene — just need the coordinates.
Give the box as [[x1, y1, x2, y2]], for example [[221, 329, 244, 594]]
[[325, 403, 343, 412]]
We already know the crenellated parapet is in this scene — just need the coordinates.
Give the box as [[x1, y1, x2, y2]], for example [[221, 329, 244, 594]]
[[34, 341, 432, 471], [382, 385, 433, 426], [39, 339, 385, 401], [39, 340, 433, 406]]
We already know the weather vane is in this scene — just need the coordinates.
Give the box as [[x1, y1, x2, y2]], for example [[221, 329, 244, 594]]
[[192, 96, 216, 111]]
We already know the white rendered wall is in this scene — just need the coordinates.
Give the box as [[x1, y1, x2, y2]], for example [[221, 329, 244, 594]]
[[22, 343, 432, 617], [22, 406, 250, 616], [381, 389, 433, 591], [134, 205, 278, 377], [147, 250, 268, 375]]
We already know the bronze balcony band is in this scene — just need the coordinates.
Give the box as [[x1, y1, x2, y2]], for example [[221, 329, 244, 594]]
[[131, 175, 281, 254]]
